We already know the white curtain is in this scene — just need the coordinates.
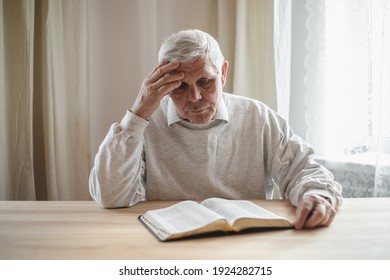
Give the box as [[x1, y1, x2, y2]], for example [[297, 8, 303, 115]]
[[1, 0, 90, 200], [1, 0, 277, 200], [273, 0, 291, 120], [232, 0, 277, 111], [282, 0, 390, 196]]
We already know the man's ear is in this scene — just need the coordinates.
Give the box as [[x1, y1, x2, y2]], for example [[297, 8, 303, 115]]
[[221, 60, 229, 87]]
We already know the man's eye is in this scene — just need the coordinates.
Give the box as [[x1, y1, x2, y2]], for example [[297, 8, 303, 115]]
[[173, 82, 187, 93], [178, 82, 187, 90], [198, 79, 213, 87]]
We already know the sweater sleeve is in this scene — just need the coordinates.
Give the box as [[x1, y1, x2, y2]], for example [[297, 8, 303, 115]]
[[269, 115, 343, 209], [89, 111, 148, 208]]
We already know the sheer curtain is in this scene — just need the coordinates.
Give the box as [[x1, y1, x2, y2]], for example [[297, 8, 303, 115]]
[[284, 0, 390, 196], [2, 0, 277, 200], [373, 0, 390, 196]]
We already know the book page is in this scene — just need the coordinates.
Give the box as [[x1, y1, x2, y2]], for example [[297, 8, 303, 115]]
[[145, 200, 226, 234], [201, 198, 289, 226]]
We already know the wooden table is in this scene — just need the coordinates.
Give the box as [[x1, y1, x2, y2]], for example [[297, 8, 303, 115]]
[[0, 198, 389, 260]]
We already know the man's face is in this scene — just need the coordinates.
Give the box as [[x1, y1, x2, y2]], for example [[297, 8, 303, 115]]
[[169, 57, 228, 124]]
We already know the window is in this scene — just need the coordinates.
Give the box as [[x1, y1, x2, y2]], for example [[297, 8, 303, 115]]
[[286, 0, 390, 196], [302, 0, 389, 157]]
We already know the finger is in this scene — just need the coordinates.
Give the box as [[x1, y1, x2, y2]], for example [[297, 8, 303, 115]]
[[294, 198, 314, 230], [302, 203, 327, 228], [152, 71, 185, 91], [157, 80, 183, 96], [322, 205, 336, 226], [298, 195, 337, 229], [146, 60, 170, 78], [309, 195, 336, 227], [148, 61, 180, 82]]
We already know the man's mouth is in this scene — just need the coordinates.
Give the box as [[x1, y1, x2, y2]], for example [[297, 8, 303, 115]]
[[190, 108, 207, 114]]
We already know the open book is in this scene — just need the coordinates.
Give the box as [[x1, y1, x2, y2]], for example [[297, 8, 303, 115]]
[[138, 198, 293, 241]]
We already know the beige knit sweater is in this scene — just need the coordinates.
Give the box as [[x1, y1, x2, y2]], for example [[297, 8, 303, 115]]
[[89, 93, 343, 208]]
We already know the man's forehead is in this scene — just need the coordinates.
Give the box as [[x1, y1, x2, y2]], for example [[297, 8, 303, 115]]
[[175, 57, 217, 76]]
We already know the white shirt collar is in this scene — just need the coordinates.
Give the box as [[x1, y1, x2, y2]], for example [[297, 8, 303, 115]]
[[167, 94, 229, 127]]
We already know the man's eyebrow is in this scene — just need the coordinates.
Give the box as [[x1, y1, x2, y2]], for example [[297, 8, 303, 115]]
[[199, 74, 215, 79], [202, 70, 218, 78]]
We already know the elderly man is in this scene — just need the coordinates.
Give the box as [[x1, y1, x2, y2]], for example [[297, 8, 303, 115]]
[[89, 29, 342, 230]]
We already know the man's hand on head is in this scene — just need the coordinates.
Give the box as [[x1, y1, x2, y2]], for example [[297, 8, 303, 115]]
[[294, 194, 336, 230], [131, 61, 185, 120]]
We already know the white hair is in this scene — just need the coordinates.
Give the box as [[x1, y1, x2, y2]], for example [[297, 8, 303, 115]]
[[158, 29, 225, 73]]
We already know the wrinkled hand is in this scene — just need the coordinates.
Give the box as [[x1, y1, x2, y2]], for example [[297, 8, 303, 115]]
[[294, 194, 336, 230], [131, 61, 185, 119]]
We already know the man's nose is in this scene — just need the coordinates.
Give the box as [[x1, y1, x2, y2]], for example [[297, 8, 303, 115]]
[[187, 86, 202, 102]]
